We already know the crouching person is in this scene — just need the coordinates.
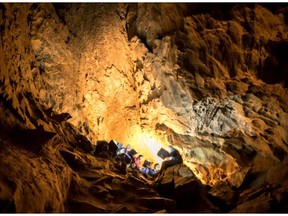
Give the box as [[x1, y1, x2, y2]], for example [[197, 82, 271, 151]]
[[159, 145, 183, 173], [133, 154, 143, 170], [150, 163, 160, 176], [141, 160, 152, 176]]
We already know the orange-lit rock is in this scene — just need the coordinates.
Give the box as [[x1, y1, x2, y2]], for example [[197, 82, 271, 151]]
[[0, 2, 288, 213]]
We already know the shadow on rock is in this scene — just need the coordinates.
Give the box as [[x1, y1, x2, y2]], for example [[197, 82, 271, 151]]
[[153, 164, 219, 213]]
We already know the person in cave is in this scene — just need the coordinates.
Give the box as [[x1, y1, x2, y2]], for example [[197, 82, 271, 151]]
[[141, 160, 152, 176], [124, 144, 132, 153], [116, 144, 131, 156], [116, 142, 123, 151], [133, 154, 143, 170], [159, 145, 183, 173], [115, 145, 135, 174], [150, 163, 160, 176], [116, 147, 138, 167]]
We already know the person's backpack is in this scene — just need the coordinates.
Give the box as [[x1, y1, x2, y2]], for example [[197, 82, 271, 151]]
[[108, 140, 119, 157], [157, 148, 170, 159], [94, 140, 109, 155]]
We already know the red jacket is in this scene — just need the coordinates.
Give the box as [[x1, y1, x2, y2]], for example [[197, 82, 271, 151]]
[[134, 156, 141, 169]]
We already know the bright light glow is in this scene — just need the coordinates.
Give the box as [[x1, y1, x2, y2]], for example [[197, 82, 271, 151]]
[[130, 131, 168, 166]]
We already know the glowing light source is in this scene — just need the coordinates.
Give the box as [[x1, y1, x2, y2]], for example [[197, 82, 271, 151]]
[[130, 131, 168, 166]]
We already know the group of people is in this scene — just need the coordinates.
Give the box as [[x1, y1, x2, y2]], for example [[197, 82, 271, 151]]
[[115, 143, 160, 177], [94, 139, 183, 177], [114, 142, 183, 178]]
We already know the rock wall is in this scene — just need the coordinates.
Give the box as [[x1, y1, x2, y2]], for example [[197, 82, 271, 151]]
[[1, 2, 288, 198], [126, 3, 288, 186]]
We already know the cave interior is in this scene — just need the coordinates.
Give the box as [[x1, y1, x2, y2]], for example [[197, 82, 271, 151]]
[[0, 2, 288, 213]]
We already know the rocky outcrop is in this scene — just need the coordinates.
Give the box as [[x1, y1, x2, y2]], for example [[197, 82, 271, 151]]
[[127, 3, 288, 187], [0, 91, 178, 213], [153, 164, 219, 212]]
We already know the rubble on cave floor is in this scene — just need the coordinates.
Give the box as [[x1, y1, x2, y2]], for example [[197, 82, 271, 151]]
[[0, 117, 288, 213]]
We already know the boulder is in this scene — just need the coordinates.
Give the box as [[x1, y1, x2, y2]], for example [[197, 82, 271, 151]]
[[231, 194, 272, 213], [208, 181, 238, 211]]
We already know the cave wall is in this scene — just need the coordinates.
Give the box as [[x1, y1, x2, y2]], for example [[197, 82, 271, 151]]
[[125, 3, 288, 185], [1, 2, 288, 188]]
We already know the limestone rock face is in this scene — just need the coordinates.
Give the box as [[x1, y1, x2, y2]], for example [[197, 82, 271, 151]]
[[126, 3, 288, 188], [27, 3, 140, 143], [1, 2, 288, 213]]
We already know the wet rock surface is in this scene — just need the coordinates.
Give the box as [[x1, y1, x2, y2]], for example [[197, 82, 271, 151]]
[[0, 2, 288, 213]]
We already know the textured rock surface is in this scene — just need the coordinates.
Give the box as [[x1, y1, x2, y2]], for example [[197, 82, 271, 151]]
[[0, 2, 288, 213], [153, 164, 219, 212]]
